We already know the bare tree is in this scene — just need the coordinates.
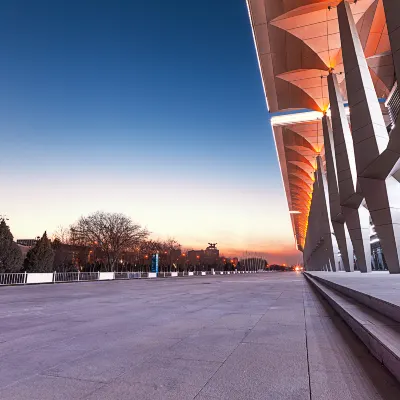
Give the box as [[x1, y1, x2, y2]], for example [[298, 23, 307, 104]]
[[70, 211, 149, 271], [51, 226, 72, 244], [161, 238, 181, 251]]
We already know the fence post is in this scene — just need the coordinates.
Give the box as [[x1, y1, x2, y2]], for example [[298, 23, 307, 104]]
[[53, 271, 56, 283], [77, 271, 80, 282], [24, 271, 27, 284], [97, 271, 100, 280]]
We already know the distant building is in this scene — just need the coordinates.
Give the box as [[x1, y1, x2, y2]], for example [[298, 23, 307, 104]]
[[204, 243, 219, 265], [188, 243, 220, 266], [17, 239, 37, 247]]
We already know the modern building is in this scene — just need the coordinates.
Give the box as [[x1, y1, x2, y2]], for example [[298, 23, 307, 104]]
[[247, 0, 400, 273]]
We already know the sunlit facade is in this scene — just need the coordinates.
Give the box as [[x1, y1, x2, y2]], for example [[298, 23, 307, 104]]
[[247, 0, 400, 273]]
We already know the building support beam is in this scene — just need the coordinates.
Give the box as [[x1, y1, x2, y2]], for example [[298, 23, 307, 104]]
[[303, 156, 340, 272], [316, 156, 340, 272], [338, 0, 400, 274], [327, 71, 371, 272], [322, 114, 354, 272]]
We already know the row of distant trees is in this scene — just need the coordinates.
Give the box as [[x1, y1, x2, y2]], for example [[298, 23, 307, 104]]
[[0, 211, 181, 273]]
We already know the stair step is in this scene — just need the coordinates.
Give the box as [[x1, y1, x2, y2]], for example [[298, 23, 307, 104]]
[[304, 273, 400, 383], [306, 272, 400, 324]]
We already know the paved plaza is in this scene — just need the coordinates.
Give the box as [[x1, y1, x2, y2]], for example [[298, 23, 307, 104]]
[[1, 273, 400, 399]]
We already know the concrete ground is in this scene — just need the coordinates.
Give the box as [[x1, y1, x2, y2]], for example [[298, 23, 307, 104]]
[[1, 273, 400, 399]]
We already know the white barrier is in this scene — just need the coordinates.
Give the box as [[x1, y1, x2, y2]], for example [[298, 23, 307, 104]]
[[1, 270, 258, 287], [26, 273, 53, 284], [99, 272, 114, 281]]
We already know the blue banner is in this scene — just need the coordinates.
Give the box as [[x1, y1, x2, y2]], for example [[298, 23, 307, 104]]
[[151, 253, 159, 273]]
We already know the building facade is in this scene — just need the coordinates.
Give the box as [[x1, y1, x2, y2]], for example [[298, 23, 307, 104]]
[[247, 0, 400, 273], [16, 239, 38, 247]]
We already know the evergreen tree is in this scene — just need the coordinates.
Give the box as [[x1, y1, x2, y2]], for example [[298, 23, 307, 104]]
[[24, 232, 55, 273], [0, 219, 23, 273]]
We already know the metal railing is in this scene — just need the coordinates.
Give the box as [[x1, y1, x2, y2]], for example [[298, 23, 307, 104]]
[[54, 272, 79, 282], [54, 271, 99, 282], [114, 272, 129, 280], [0, 273, 26, 285], [0, 270, 257, 286], [79, 272, 99, 281]]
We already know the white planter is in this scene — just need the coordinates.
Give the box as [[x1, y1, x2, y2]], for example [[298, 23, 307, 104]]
[[219, 271, 224, 275], [171, 272, 178, 277], [99, 272, 114, 280], [188, 272, 194, 276], [26, 273, 53, 284], [148, 272, 157, 278], [226, 272, 231, 275], [201, 271, 206, 276]]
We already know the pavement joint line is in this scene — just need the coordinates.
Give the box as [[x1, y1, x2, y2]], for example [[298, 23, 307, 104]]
[[303, 281, 313, 400], [40, 372, 110, 385], [149, 354, 224, 364]]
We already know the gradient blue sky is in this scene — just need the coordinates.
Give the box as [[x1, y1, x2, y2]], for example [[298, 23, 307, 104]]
[[0, 0, 300, 264]]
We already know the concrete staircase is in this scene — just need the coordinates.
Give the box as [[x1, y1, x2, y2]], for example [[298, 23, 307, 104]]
[[304, 272, 400, 382]]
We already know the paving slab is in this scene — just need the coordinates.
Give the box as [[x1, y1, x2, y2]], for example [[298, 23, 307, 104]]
[[1, 273, 400, 399]]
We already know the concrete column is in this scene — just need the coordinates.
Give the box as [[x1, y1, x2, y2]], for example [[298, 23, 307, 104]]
[[360, 176, 400, 273], [327, 73, 362, 208], [303, 156, 340, 272], [338, 0, 400, 274], [322, 114, 354, 272], [327, 71, 371, 272], [342, 205, 371, 273], [337, 0, 389, 175], [317, 156, 340, 272]]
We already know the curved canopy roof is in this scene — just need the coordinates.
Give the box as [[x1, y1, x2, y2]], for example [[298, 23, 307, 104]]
[[247, 0, 395, 249]]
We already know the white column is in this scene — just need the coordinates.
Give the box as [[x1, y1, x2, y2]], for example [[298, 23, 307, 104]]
[[338, 0, 400, 273], [316, 156, 340, 272], [303, 157, 340, 271], [322, 114, 354, 272], [327, 72, 371, 272]]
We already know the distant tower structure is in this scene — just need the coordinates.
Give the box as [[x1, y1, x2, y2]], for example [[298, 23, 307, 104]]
[[205, 243, 219, 264]]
